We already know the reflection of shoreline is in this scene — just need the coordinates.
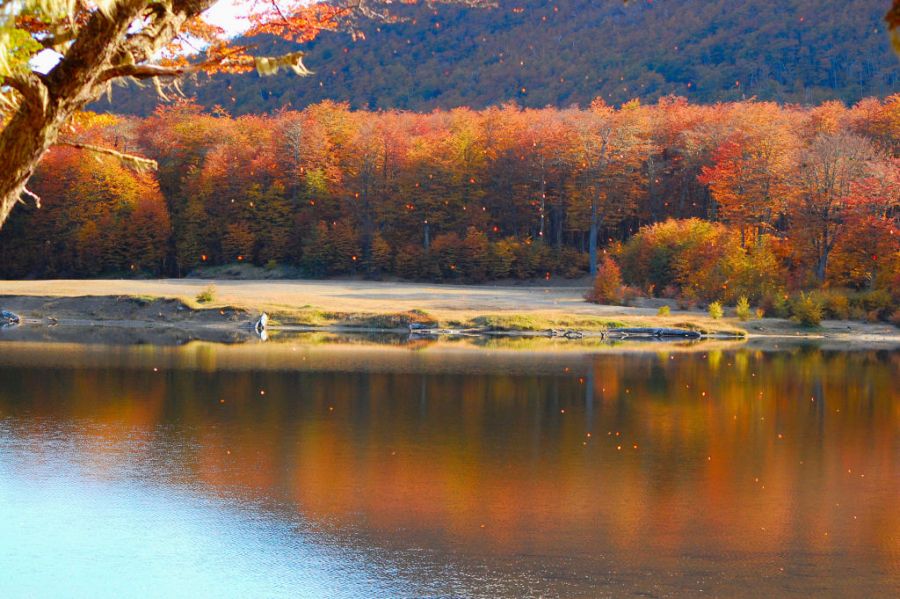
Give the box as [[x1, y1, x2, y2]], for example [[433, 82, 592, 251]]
[[0, 331, 896, 374], [0, 336, 820, 377], [4, 321, 900, 353]]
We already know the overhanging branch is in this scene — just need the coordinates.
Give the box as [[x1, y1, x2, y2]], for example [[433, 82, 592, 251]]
[[2, 72, 49, 114], [100, 63, 188, 82]]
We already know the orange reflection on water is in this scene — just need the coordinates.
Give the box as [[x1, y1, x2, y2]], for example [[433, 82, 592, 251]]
[[1, 343, 899, 594]]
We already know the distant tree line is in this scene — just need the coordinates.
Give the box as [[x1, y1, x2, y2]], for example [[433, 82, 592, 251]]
[[0, 96, 897, 306]]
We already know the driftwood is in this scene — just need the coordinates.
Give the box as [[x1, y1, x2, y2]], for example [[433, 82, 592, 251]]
[[545, 328, 586, 339], [607, 327, 702, 340], [410, 328, 486, 337]]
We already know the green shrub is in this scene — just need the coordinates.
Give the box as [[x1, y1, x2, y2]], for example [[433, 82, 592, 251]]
[[735, 296, 751, 321], [852, 289, 894, 321], [657, 305, 671, 316], [486, 239, 516, 280], [729, 238, 784, 303], [849, 306, 867, 321], [708, 301, 723, 319], [619, 219, 732, 300], [820, 290, 850, 320], [761, 292, 791, 319], [790, 292, 823, 327], [618, 219, 783, 303], [196, 285, 217, 304]]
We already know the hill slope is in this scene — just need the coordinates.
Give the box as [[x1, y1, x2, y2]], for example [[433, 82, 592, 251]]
[[96, 0, 897, 115]]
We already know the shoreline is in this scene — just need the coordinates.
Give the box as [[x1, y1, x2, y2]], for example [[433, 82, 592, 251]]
[[1, 279, 898, 348]]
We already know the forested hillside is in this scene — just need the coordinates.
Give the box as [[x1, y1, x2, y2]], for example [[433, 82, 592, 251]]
[[93, 0, 898, 116], [2, 97, 898, 322]]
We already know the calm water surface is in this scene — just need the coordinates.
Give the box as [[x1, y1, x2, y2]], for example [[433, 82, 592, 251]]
[[0, 338, 898, 597]]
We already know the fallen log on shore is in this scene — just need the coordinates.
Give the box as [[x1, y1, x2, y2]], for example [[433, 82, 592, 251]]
[[607, 327, 702, 340], [409, 327, 488, 338], [545, 328, 586, 339]]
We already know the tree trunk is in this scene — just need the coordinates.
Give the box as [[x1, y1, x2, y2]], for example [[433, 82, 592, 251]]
[[0, 105, 60, 227], [816, 246, 830, 283], [816, 220, 833, 283]]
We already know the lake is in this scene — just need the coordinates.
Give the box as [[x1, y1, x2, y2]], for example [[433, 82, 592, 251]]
[[0, 337, 898, 597]]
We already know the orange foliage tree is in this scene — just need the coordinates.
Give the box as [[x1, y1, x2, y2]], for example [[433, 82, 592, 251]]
[[0, 95, 897, 294], [699, 103, 799, 246], [0, 0, 493, 230]]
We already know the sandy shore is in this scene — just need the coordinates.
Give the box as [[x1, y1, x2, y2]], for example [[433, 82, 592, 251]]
[[0, 278, 643, 316], [1, 278, 899, 346]]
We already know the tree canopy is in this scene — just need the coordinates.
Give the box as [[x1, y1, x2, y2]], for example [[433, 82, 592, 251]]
[[1, 96, 897, 304], [0, 0, 491, 229]]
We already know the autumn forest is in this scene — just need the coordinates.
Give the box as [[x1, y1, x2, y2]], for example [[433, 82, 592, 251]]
[[1, 95, 898, 320]]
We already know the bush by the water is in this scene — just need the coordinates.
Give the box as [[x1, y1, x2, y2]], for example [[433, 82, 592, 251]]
[[618, 219, 782, 303], [708, 301, 724, 319], [791, 292, 823, 327], [587, 256, 625, 305], [615, 219, 899, 325], [807, 288, 896, 323], [819, 289, 851, 320], [735, 296, 752, 321], [196, 285, 217, 304]]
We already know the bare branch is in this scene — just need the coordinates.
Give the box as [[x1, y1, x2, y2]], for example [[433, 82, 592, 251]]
[[55, 141, 157, 171]]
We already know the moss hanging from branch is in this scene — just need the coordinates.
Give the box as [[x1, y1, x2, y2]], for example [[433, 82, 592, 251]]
[[254, 51, 313, 76], [55, 140, 158, 172]]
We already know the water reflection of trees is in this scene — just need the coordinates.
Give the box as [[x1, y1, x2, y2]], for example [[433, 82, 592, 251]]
[[0, 348, 898, 575]]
